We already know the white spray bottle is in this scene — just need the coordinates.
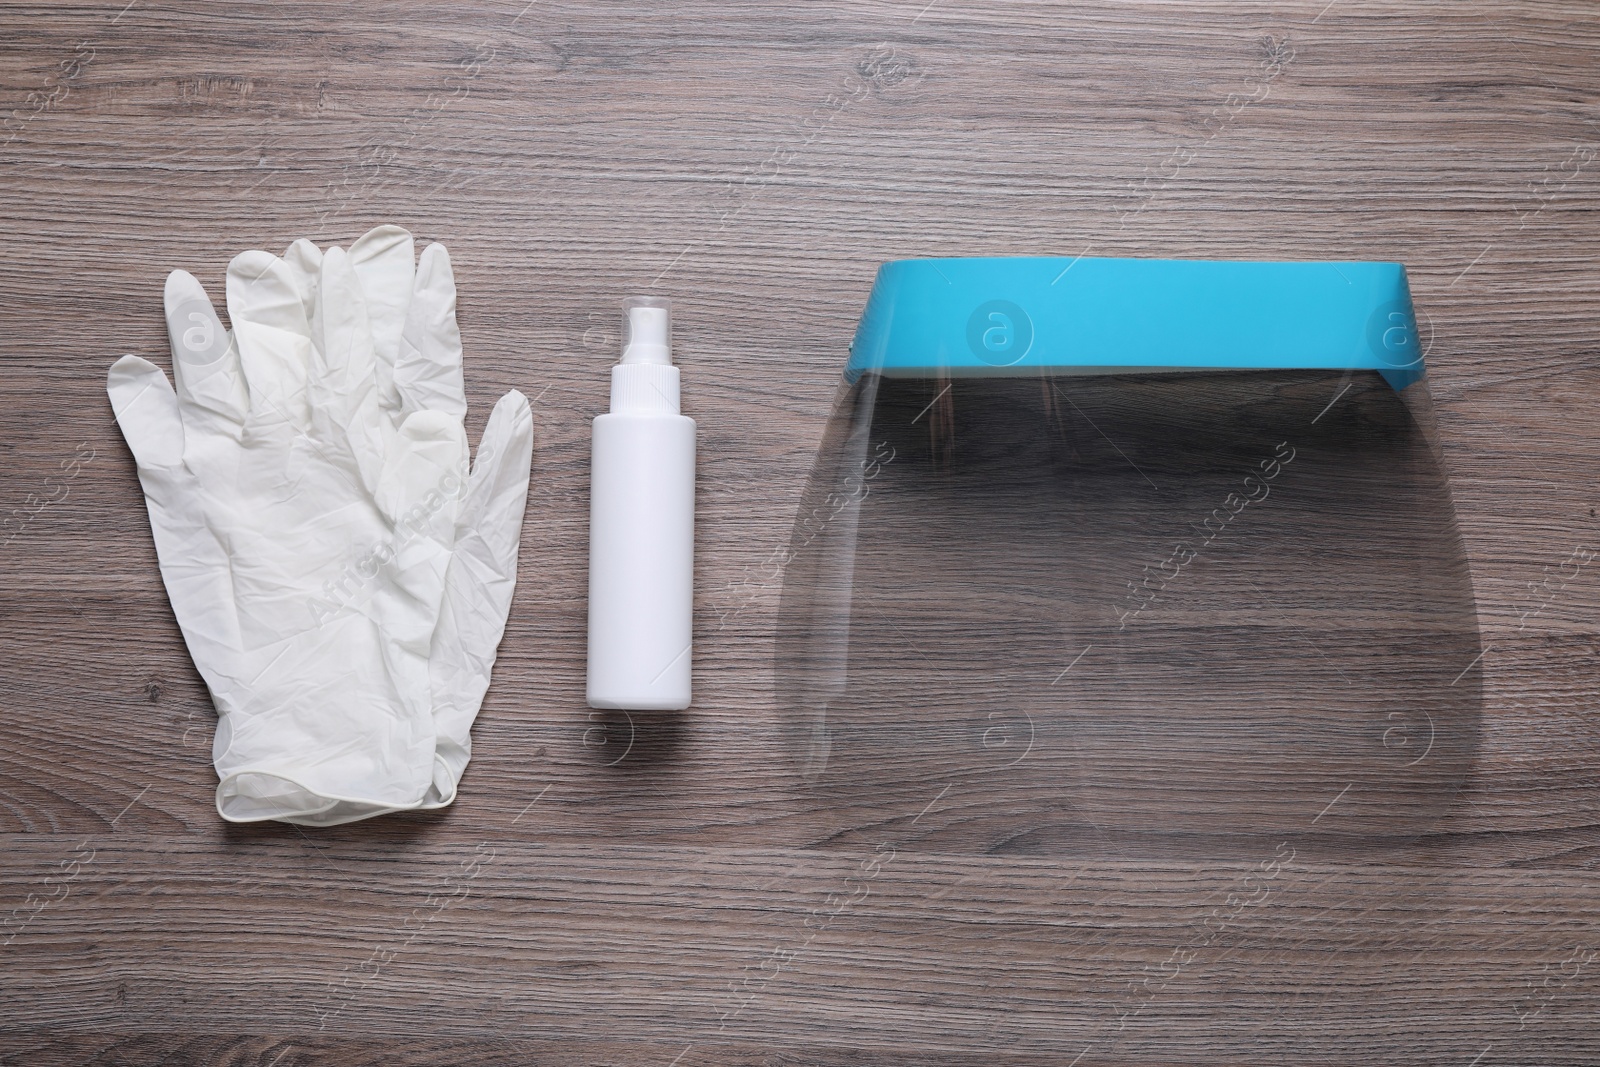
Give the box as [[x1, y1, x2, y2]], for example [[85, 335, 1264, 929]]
[[586, 297, 696, 710]]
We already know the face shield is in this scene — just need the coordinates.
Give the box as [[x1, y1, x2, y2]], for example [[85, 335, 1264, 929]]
[[776, 257, 1479, 859]]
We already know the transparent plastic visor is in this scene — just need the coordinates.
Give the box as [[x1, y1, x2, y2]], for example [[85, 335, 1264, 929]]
[[776, 369, 1481, 860]]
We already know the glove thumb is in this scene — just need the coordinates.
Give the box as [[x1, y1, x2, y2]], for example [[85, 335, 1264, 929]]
[[108, 355, 184, 472], [458, 389, 534, 575]]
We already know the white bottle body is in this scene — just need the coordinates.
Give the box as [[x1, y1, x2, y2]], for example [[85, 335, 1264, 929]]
[[586, 406, 696, 709]]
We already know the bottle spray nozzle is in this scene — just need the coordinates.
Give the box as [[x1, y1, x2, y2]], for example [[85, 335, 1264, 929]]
[[622, 296, 672, 365]]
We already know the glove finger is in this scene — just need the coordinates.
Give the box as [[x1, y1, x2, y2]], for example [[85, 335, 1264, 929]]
[[313, 246, 377, 395], [313, 245, 389, 491], [282, 238, 322, 327], [394, 242, 467, 420], [371, 411, 468, 733], [420, 389, 533, 809], [227, 249, 314, 431], [164, 270, 248, 436], [350, 225, 415, 414], [107, 355, 185, 471]]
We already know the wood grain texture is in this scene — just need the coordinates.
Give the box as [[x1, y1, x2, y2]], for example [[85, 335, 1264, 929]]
[[2, 0, 1599, 1063]]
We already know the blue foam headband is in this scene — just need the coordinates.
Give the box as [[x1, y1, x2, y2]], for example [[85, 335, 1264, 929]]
[[847, 256, 1424, 391]]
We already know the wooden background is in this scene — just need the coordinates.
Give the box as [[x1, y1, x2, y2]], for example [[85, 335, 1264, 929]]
[[3, 1, 1599, 1063]]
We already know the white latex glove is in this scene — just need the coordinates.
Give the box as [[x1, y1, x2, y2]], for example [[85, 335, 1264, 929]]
[[108, 226, 532, 826]]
